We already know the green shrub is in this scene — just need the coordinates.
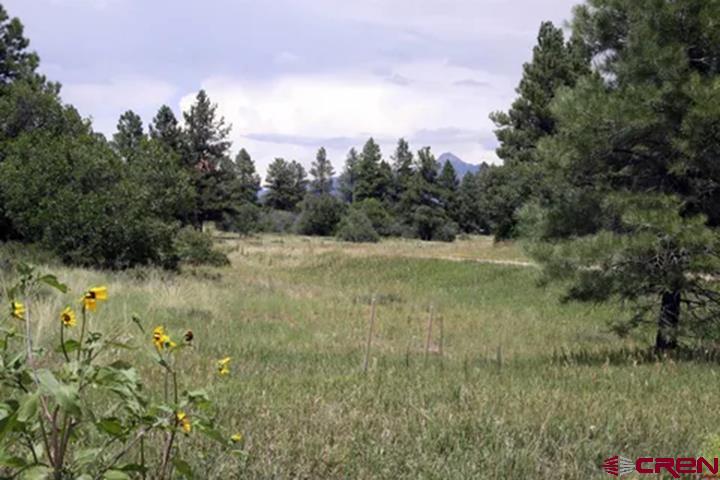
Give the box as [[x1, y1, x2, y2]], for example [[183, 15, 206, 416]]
[[336, 209, 379, 243], [295, 194, 345, 236], [257, 209, 298, 233], [0, 132, 183, 269], [173, 226, 230, 266], [434, 221, 458, 242], [219, 203, 261, 235], [352, 199, 394, 236]]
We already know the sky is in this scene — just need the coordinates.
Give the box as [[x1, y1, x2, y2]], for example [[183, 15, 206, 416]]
[[6, 0, 579, 176]]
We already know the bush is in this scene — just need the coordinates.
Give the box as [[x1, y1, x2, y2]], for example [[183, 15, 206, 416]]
[[0, 132, 184, 269], [352, 199, 394, 236], [434, 221, 458, 242], [410, 206, 457, 242], [257, 209, 298, 233], [336, 209, 380, 243], [295, 194, 345, 236], [218, 203, 261, 235], [173, 226, 230, 266]]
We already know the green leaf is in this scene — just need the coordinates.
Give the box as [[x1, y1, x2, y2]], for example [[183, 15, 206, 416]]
[[0, 451, 26, 468], [73, 448, 101, 469], [103, 470, 131, 480], [17, 393, 39, 423], [96, 418, 124, 437], [38, 275, 68, 293], [173, 458, 193, 478], [55, 339, 80, 354], [196, 423, 226, 444], [36, 369, 81, 417], [19, 465, 52, 480]]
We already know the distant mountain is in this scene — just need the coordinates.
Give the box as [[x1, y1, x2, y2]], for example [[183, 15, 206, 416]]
[[437, 152, 488, 178]]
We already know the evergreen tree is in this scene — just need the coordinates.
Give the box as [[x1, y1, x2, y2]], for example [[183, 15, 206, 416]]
[[0, 5, 39, 86], [112, 110, 144, 161], [525, 0, 720, 350], [150, 105, 185, 155], [309, 146, 335, 195], [338, 148, 359, 203], [490, 21, 590, 166], [390, 138, 414, 201], [438, 160, 460, 222], [354, 138, 384, 202], [233, 148, 261, 204], [182, 90, 233, 226], [457, 172, 489, 233], [264, 158, 308, 211], [484, 21, 591, 239]]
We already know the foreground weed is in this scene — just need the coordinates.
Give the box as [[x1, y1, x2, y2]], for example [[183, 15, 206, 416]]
[[0, 264, 243, 479]]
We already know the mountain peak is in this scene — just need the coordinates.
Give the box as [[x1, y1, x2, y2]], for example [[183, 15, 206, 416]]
[[437, 152, 488, 178]]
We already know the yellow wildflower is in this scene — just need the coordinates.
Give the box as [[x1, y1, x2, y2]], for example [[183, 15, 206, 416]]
[[152, 326, 176, 350], [60, 307, 76, 328], [231, 433, 243, 443], [82, 286, 108, 311], [217, 356, 231, 376], [11, 301, 25, 320], [176, 411, 191, 433]]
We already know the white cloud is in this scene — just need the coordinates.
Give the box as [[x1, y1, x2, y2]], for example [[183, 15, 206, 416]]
[[179, 60, 508, 177], [62, 76, 178, 134]]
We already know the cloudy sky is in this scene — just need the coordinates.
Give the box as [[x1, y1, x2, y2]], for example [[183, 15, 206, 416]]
[[6, 0, 578, 175]]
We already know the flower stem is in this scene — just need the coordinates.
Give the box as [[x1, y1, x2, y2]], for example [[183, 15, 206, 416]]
[[77, 306, 87, 362], [59, 321, 69, 363]]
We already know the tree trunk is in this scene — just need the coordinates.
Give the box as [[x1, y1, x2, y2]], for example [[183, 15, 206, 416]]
[[655, 290, 681, 351]]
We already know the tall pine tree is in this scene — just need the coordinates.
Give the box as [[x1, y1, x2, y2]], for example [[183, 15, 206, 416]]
[[182, 90, 233, 226], [309, 147, 335, 195], [525, 0, 720, 350], [338, 148, 359, 203]]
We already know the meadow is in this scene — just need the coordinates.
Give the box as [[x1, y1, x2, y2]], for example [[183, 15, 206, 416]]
[[4, 235, 719, 479]]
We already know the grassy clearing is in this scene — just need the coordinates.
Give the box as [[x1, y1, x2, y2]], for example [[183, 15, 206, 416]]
[[3, 235, 719, 479]]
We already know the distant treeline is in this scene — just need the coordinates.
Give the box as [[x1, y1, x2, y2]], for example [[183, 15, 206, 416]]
[[0, 3, 513, 269]]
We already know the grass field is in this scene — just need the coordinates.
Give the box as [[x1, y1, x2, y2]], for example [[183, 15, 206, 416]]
[[4, 235, 720, 479]]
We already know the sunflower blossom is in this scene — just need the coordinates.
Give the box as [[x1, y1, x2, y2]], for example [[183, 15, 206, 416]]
[[176, 411, 191, 433], [231, 433, 243, 443], [82, 286, 108, 312], [60, 307, 76, 328], [152, 326, 176, 350], [11, 301, 25, 320], [217, 356, 231, 376]]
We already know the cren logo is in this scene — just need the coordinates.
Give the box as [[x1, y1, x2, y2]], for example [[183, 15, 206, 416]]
[[602, 456, 635, 477], [601, 456, 720, 478]]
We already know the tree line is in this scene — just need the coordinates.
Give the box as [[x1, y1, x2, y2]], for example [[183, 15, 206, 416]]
[[0, 0, 504, 270]]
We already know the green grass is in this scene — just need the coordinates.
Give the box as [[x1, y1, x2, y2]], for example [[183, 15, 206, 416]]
[[3, 235, 719, 479]]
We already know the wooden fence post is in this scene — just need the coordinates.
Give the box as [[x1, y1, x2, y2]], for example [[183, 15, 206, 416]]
[[363, 296, 377, 373]]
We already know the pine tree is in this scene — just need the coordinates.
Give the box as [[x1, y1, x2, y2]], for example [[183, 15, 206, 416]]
[[234, 148, 261, 204], [490, 21, 589, 166], [264, 158, 308, 211], [112, 110, 144, 161], [390, 138, 414, 201], [338, 148, 359, 203], [309, 147, 335, 195], [150, 105, 185, 155], [182, 90, 233, 226], [438, 160, 460, 222], [0, 5, 39, 86], [525, 0, 720, 350], [484, 21, 590, 239], [354, 138, 384, 202]]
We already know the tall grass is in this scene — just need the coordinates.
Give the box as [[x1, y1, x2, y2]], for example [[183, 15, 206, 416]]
[[2, 236, 717, 478]]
